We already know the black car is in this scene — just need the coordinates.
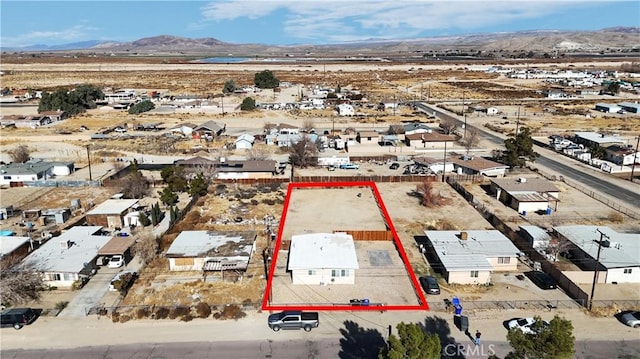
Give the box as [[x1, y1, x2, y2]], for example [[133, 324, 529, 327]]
[[419, 276, 441, 295], [525, 271, 557, 290], [389, 162, 400, 170], [1, 308, 38, 330]]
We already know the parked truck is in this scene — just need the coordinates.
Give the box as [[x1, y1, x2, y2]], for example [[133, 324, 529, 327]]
[[267, 311, 319, 332]]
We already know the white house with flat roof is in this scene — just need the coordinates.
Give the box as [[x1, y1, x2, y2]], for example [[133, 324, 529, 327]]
[[490, 177, 560, 214], [21, 226, 112, 288], [424, 230, 520, 284], [166, 231, 257, 272], [553, 225, 640, 283], [573, 132, 627, 148], [288, 233, 359, 285]]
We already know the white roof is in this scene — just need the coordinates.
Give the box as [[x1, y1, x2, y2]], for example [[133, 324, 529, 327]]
[[574, 132, 626, 145], [288, 233, 359, 270], [519, 225, 551, 242], [166, 230, 256, 257], [86, 199, 139, 215], [22, 226, 112, 274], [0, 236, 30, 257], [424, 230, 520, 272], [553, 225, 640, 269]]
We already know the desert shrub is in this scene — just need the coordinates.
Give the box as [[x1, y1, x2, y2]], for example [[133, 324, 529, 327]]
[[195, 302, 212, 318], [250, 199, 259, 206], [242, 299, 253, 307], [153, 307, 170, 320], [119, 314, 132, 323], [262, 198, 276, 205], [218, 304, 246, 320], [135, 307, 151, 319], [169, 306, 190, 319], [608, 212, 624, 223], [180, 314, 194, 322], [111, 311, 120, 323], [55, 301, 69, 311], [71, 278, 87, 291], [213, 312, 221, 319]]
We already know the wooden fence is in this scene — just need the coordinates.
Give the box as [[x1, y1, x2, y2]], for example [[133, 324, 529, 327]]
[[333, 230, 394, 241]]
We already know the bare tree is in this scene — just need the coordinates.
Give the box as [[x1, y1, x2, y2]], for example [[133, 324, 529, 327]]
[[7, 144, 31, 163], [263, 122, 276, 134], [542, 236, 574, 262], [132, 233, 160, 265], [460, 128, 480, 155], [289, 136, 318, 168], [120, 171, 149, 199], [412, 181, 446, 207], [247, 146, 270, 160], [439, 118, 457, 135], [0, 255, 45, 305]]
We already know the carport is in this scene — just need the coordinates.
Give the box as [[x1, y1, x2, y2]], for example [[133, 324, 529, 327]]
[[97, 236, 136, 265]]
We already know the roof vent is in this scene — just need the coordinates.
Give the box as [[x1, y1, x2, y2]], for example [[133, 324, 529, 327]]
[[460, 231, 468, 240], [518, 177, 527, 183]]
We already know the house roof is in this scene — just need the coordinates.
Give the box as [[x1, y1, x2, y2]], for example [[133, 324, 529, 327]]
[[424, 230, 520, 272], [405, 133, 457, 142], [166, 230, 257, 257], [490, 177, 559, 193], [553, 226, 640, 269], [22, 226, 112, 274], [278, 123, 299, 129], [195, 120, 224, 132], [403, 123, 433, 132], [605, 145, 635, 155], [217, 160, 277, 173], [447, 156, 510, 172], [174, 156, 216, 166], [0, 161, 72, 176], [170, 122, 197, 130], [235, 134, 255, 143], [358, 131, 380, 138], [86, 199, 138, 216], [574, 132, 626, 145], [288, 233, 359, 270], [519, 225, 552, 242], [0, 236, 30, 258]]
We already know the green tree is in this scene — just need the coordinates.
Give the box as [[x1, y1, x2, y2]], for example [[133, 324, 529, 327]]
[[138, 211, 151, 226], [159, 187, 178, 205], [379, 322, 441, 359], [160, 166, 188, 192], [589, 144, 606, 159], [502, 127, 538, 168], [38, 84, 103, 115], [223, 79, 237, 94], [188, 173, 209, 197], [506, 315, 575, 359], [128, 100, 155, 114], [254, 70, 279, 89], [240, 97, 256, 111], [604, 82, 620, 95]]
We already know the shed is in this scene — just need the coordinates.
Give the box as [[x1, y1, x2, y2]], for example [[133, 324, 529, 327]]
[[85, 199, 139, 228]]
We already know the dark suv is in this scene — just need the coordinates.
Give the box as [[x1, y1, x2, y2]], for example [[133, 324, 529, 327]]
[[419, 276, 441, 295], [1, 308, 38, 330]]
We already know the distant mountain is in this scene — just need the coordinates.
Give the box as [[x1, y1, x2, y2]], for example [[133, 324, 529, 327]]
[[3, 28, 639, 55]]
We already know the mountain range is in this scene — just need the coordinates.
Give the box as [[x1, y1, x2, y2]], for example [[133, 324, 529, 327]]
[[3, 27, 639, 56]]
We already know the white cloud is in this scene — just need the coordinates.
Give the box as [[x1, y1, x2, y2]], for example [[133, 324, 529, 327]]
[[200, 0, 598, 42], [2, 24, 97, 47]]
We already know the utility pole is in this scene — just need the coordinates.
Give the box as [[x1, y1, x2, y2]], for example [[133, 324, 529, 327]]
[[515, 106, 521, 136], [462, 92, 467, 139], [85, 144, 92, 181], [442, 140, 448, 182], [630, 136, 640, 182], [588, 229, 609, 311]]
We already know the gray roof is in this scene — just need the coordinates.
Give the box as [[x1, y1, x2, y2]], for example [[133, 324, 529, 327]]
[[553, 225, 640, 269], [618, 102, 640, 110], [195, 120, 224, 132], [490, 177, 559, 193], [288, 233, 359, 270], [0, 161, 72, 176], [519, 225, 551, 242], [424, 230, 520, 272], [574, 132, 626, 145], [86, 199, 138, 215], [0, 236, 30, 258], [166, 231, 256, 258], [22, 226, 112, 274]]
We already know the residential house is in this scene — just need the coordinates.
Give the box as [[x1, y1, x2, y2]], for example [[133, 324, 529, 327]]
[[405, 133, 457, 149], [356, 130, 380, 144], [412, 157, 455, 175], [573, 132, 627, 148], [85, 199, 139, 228], [595, 103, 622, 113], [447, 155, 510, 177], [165, 231, 257, 272], [0, 115, 53, 128], [288, 232, 359, 285], [234, 134, 255, 150], [216, 159, 278, 179], [21, 226, 113, 288], [0, 236, 32, 267], [336, 103, 355, 116], [604, 145, 640, 165], [546, 89, 567, 99], [277, 123, 300, 135], [39, 110, 69, 122], [618, 102, 640, 113], [489, 177, 560, 214], [194, 120, 226, 138], [553, 226, 640, 283], [274, 133, 303, 147], [403, 123, 434, 136], [0, 160, 75, 186], [422, 230, 520, 284], [169, 122, 198, 137]]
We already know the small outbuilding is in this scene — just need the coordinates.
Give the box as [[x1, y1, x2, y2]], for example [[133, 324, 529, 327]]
[[85, 199, 139, 228]]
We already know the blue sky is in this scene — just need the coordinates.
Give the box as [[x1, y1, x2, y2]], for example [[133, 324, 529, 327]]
[[1, 0, 639, 47]]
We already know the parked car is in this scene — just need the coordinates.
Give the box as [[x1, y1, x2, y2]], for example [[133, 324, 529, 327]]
[[108, 255, 125, 268], [621, 311, 640, 328], [267, 311, 319, 332], [1, 308, 38, 330], [507, 317, 549, 334], [419, 276, 440, 295], [339, 163, 359, 170], [525, 271, 557, 290], [389, 162, 400, 170]]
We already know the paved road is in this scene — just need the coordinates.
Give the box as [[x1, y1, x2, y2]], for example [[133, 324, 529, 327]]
[[414, 102, 640, 210]]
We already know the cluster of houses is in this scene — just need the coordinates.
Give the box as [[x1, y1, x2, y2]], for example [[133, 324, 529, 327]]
[[550, 132, 640, 173], [0, 111, 69, 128]]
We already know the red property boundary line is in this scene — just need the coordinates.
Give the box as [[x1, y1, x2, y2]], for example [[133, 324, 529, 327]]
[[262, 181, 430, 311]]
